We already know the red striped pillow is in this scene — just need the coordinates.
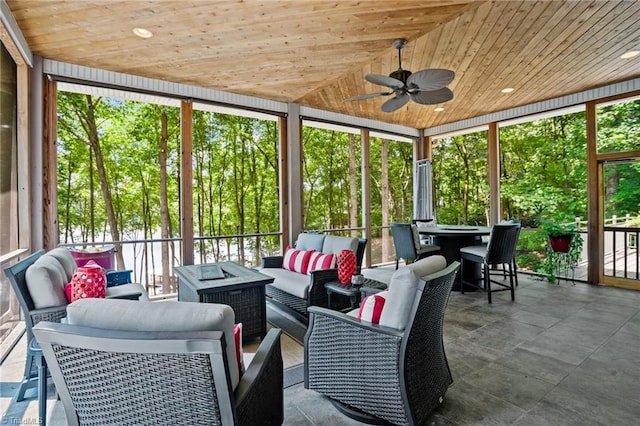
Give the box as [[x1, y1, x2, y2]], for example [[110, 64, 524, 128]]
[[358, 291, 389, 324], [283, 246, 315, 275], [307, 252, 336, 275]]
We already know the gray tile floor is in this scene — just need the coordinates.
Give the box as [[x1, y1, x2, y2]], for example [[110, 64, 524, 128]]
[[2, 273, 640, 425]]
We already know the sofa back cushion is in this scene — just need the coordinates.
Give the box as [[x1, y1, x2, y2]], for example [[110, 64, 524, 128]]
[[321, 235, 359, 257], [296, 233, 326, 252], [66, 298, 240, 390]]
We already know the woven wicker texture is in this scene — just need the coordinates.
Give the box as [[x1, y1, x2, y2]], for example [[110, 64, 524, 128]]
[[236, 336, 284, 425], [306, 262, 460, 426], [202, 285, 264, 338], [51, 344, 223, 425], [306, 315, 405, 423]]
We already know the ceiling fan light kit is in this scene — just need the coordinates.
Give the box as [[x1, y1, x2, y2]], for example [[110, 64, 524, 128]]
[[347, 38, 455, 112]]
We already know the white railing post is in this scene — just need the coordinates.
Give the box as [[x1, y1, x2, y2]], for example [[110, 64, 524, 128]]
[[612, 215, 617, 225], [575, 217, 581, 231]]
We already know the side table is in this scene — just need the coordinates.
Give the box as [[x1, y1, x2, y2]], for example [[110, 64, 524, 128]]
[[325, 278, 387, 311]]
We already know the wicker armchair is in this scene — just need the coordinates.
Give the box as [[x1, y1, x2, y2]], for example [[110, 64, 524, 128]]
[[3, 249, 147, 404], [304, 262, 460, 426], [33, 298, 283, 426]]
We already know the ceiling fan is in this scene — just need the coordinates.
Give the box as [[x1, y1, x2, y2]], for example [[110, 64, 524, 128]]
[[346, 39, 455, 113]]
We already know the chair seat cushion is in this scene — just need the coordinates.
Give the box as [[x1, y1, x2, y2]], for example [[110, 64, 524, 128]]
[[261, 268, 309, 299], [416, 244, 440, 256], [460, 244, 488, 261]]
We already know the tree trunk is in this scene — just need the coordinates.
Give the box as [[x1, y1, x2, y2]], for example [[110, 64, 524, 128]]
[[348, 133, 358, 238], [159, 111, 171, 294], [83, 95, 125, 268], [381, 139, 391, 262]]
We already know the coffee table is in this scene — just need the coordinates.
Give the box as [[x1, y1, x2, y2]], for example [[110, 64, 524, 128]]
[[175, 262, 274, 341]]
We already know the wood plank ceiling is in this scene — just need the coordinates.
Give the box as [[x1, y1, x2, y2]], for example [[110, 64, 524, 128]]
[[7, 0, 640, 130]]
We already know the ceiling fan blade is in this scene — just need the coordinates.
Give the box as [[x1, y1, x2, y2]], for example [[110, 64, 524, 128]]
[[365, 74, 404, 89], [381, 93, 410, 112], [406, 69, 455, 91], [345, 91, 392, 101], [410, 87, 454, 105]]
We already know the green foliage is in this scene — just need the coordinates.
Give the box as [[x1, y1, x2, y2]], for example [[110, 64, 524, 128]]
[[500, 113, 587, 226], [432, 131, 489, 225], [539, 220, 577, 238]]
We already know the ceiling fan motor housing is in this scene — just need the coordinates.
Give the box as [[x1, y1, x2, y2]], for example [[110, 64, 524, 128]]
[[390, 69, 412, 85]]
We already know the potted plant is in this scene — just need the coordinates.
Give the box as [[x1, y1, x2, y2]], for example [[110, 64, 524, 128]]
[[541, 221, 577, 253], [538, 220, 584, 283]]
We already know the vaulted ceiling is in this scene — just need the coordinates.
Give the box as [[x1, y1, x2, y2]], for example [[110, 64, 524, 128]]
[[7, 0, 640, 130]]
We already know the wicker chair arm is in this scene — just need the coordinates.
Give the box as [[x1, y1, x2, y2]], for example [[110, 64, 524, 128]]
[[306, 269, 339, 308], [262, 255, 284, 268], [30, 305, 68, 326], [235, 328, 283, 426]]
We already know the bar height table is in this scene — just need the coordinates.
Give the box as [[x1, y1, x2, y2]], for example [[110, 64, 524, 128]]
[[417, 225, 491, 290]]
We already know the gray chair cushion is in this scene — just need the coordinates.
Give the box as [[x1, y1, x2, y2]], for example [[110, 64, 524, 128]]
[[406, 255, 447, 279], [296, 233, 326, 252], [35, 255, 68, 287], [66, 298, 240, 390], [25, 260, 68, 309], [47, 247, 77, 281], [321, 235, 358, 256], [379, 268, 420, 330], [260, 268, 309, 299]]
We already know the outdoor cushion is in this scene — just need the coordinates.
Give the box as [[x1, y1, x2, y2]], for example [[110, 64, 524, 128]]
[[406, 255, 447, 280], [35, 255, 68, 287], [25, 260, 68, 308], [321, 235, 359, 257], [307, 252, 335, 274], [283, 247, 314, 275], [296, 233, 326, 252], [66, 298, 241, 390], [358, 291, 389, 324], [411, 224, 422, 250], [47, 247, 77, 281], [105, 283, 150, 301], [379, 268, 420, 330], [261, 268, 309, 299]]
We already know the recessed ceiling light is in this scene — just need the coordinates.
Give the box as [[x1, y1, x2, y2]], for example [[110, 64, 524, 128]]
[[620, 50, 639, 59], [501, 87, 515, 93], [133, 28, 153, 39], [434, 107, 445, 112]]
